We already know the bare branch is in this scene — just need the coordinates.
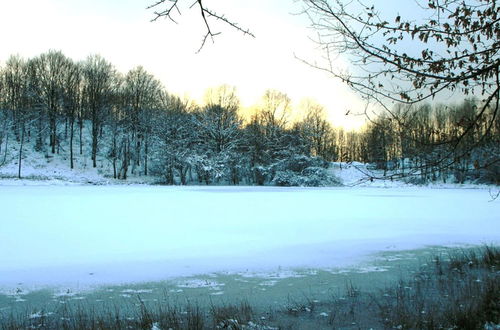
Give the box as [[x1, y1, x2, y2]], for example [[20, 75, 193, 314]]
[[147, 0, 255, 52]]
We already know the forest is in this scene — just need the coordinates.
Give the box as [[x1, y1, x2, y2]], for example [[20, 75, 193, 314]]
[[0, 50, 498, 185]]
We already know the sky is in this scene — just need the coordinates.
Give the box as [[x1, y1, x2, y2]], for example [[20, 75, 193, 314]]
[[0, 0, 372, 130]]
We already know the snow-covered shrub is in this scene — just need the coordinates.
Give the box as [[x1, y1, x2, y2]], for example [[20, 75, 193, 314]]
[[252, 165, 270, 185], [269, 155, 340, 187], [273, 155, 328, 173], [269, 155, 339, 187], [301, 166, 340, 186], [271, 164, 340, 187], [403, 175, 429, 186], [272, 170, 303, 186], [191, 154, 221, 184]]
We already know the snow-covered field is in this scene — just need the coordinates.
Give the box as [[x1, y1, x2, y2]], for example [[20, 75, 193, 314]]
[[0, 185, 498, 292]]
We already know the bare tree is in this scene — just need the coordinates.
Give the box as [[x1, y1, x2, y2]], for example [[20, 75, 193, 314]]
[[203, 85, 240, 112], [298, 100, 336, 161], [300, 0, 499, 173], [62, 60, 83, 169], [260, 89, 291, 135], [2, 56, 26, 143], [1, 56, 32, 178], [82, 55, 116, 168], [189, 85, 244, 184], [122, 66, 162, 176], [31, 50, 69, 154], [153, 93, 196, 184], [199, 85, 242, 154]]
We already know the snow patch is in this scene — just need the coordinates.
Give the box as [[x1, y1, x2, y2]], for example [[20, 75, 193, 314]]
[[121, 289, 153, 294], [29, 311, 54, 319], [356, 266, 391, 273], [176, 279, 225, 289]]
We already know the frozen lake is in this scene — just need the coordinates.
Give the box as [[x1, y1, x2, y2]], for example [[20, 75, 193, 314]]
[[0, 185, 498, 290]]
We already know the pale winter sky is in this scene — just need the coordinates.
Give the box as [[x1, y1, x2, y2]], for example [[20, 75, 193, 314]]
[[0, 0, 378, 130]]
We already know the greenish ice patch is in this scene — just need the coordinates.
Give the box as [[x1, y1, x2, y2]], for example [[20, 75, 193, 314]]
[[0, 245, 455, 322]]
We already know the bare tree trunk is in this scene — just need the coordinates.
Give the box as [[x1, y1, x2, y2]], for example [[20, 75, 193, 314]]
[[180, 166, 187, 185], [50, 115, 56, 154], [111, 132, 117, 179], [0, 121, 4, 157], [144, 135, 148, 176], [166, 165, 174, 185], [0, 117, 5, 162], [3, 131, 8, 165], [79, 116, 83, 155], [36, 110, 43, 151], [119, 138, 130, 180], [70, 117, 74, 169], [13, 111, 19, 142], [64, 117, 68, 139], [18, 126, 25, 179], [401, 150, 405, 177], [122, 140, 129, 180], [92, 119, 98, 168]]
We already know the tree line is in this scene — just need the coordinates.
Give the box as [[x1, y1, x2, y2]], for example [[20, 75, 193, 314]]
[[0, 51, 498, 185]]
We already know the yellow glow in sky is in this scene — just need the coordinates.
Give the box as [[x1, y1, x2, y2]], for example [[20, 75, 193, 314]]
[[0, 0, 366, 130]]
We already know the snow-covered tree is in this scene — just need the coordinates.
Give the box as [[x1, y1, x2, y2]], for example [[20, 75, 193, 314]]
[[82, 55, 116, 168], [30, 50, 69, 154]]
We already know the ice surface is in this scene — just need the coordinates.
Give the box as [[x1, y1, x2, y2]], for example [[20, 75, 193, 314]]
[[0, 185, 498, 291]]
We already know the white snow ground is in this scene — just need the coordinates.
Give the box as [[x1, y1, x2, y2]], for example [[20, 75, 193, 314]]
[[0, 185, 498, 292]]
